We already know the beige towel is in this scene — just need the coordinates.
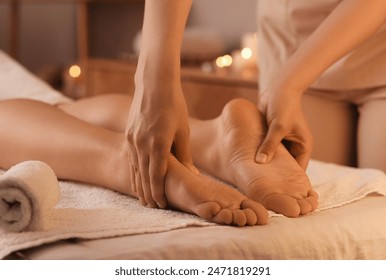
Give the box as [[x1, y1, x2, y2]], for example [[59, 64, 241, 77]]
[[0, 161, 61, 233], [307, 160, 386, 210], [0, 51, 72, 105], [1, 160, 386, 259]]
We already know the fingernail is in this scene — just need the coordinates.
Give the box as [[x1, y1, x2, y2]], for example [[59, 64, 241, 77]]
[[256, 153, 268, 164], [157, 201, 167, 209]]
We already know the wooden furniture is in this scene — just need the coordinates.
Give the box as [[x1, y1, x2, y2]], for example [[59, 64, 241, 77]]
[[6, 0, 144, 60], [7, 0, 258, 119], [7, 0, 84, 59], [77, 58, 258, 120]]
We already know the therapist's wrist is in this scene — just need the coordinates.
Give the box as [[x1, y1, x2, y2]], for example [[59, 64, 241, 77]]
[[134, 63, 183, 105], [264, 76, 306, 100], [135, 51, 181, 85]]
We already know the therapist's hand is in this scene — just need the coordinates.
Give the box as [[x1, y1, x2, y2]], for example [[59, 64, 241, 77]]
[[256, 88, 313, 170], [126, 80, 195, 209]]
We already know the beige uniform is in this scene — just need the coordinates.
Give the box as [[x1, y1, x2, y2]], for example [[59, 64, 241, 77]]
[[257, 0, 386, 171]]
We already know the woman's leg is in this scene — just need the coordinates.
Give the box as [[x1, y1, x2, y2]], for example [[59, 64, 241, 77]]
[[60, 94, 318, 217], [357, 96, 386, 172], [0, 99, 123, 190], [58, 94, 132, 132], [0, 99, 267, 226], [302, 89, 357, 167]]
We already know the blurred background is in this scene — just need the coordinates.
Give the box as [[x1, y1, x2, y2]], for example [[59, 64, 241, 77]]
[[0, 0, 257, 74]]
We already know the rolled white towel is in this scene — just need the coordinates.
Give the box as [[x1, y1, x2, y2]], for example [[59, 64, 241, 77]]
[[0, 161, 60, 232]]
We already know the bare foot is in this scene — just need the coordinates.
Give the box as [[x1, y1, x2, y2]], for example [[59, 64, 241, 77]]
[[190, 99, 318, 217], [165, 156, 268, 226], [111, 143, 268, 226]]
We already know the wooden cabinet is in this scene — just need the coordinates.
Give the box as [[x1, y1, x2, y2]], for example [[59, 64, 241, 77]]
[[76, 58, 258, 120], [7, 0, 144, 60], [180, 67, 258, 119], [8, 0, 259, 120]]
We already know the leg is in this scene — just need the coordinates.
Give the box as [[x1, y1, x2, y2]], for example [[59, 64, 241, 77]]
[[61, 94, 318, 217], [0, 99, 267, 226], [0, 99, 122, 189], [357, 97, 386, 172], [189, 99, 318, 217], [58, 94, 132, 132], [302, 89, 357, 167]]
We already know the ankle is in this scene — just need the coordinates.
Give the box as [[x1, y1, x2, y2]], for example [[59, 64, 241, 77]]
[[103, 134, 131, 194]]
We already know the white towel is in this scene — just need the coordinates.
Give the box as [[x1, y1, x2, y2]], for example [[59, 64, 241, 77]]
[[307, 160, 386, 211], [0, 51, 72, 105], [1, 159, 386, 259], [0, 161, 61, 233], [0, 171, 213, 259]]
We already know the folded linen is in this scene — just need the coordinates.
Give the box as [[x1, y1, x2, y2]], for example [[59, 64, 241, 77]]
[[0, 161, 61, 232]]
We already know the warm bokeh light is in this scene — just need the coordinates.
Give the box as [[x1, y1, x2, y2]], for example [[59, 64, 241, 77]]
[[215, 56, 224, 68], [241, 47, 253, 60], [69, 65, 81, 78], [216, 54, 233, 68]]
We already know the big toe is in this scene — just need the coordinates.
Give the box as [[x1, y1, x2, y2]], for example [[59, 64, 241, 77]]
[[194, 201, 221, 220], [263, 193, 301, 217], [298, 190, 319, 215], [298, 198, 312, 215], [241, 199, 269, 225], [212, 209, 249, 226], [212, 209, 233, 225]]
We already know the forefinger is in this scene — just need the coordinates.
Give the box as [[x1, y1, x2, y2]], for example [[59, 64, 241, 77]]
[[256, 120, 286, 163], [149, 152, 168, 209]]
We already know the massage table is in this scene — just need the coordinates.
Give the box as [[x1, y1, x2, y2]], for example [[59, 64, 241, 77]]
[[1, 50, 386, 260], [5, 196, 386, 260]]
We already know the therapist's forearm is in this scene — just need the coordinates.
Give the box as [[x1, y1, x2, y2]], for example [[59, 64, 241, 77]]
[[270, 0, 386, 96], [136, 0, 192, 85]]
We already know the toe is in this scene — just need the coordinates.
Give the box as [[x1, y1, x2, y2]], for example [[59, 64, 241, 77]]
[[306, 190, 319, 211], [232, 209, 247, 226], [242, 208, 257, 226], [241, 199, 269, 225], [296, 190, 319, 215], [263, 193, 301, 217], [298, 198, 312, 215], [212, 209, 233, 225], [194, 201, 221, 220]]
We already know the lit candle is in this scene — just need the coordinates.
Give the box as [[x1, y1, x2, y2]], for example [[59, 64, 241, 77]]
[[241, 32, 258, 67], [241, 47, 253, 60], [69, 65, 82, 78], [215, 54, 233, 68], [63, 64, 85, 99]]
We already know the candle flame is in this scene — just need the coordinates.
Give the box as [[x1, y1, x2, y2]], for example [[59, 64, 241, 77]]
[[241, 47, 253, 60], [216, 55, 233, 68], [69, 65, 81, 78]]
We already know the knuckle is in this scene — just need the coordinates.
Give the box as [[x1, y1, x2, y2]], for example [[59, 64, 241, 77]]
[[271, 121, 287, 134], [150, 137, 168, 151], [177, 126, 190, 139], [259, 142, 276, 154], [152, 142, 171, 158]]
